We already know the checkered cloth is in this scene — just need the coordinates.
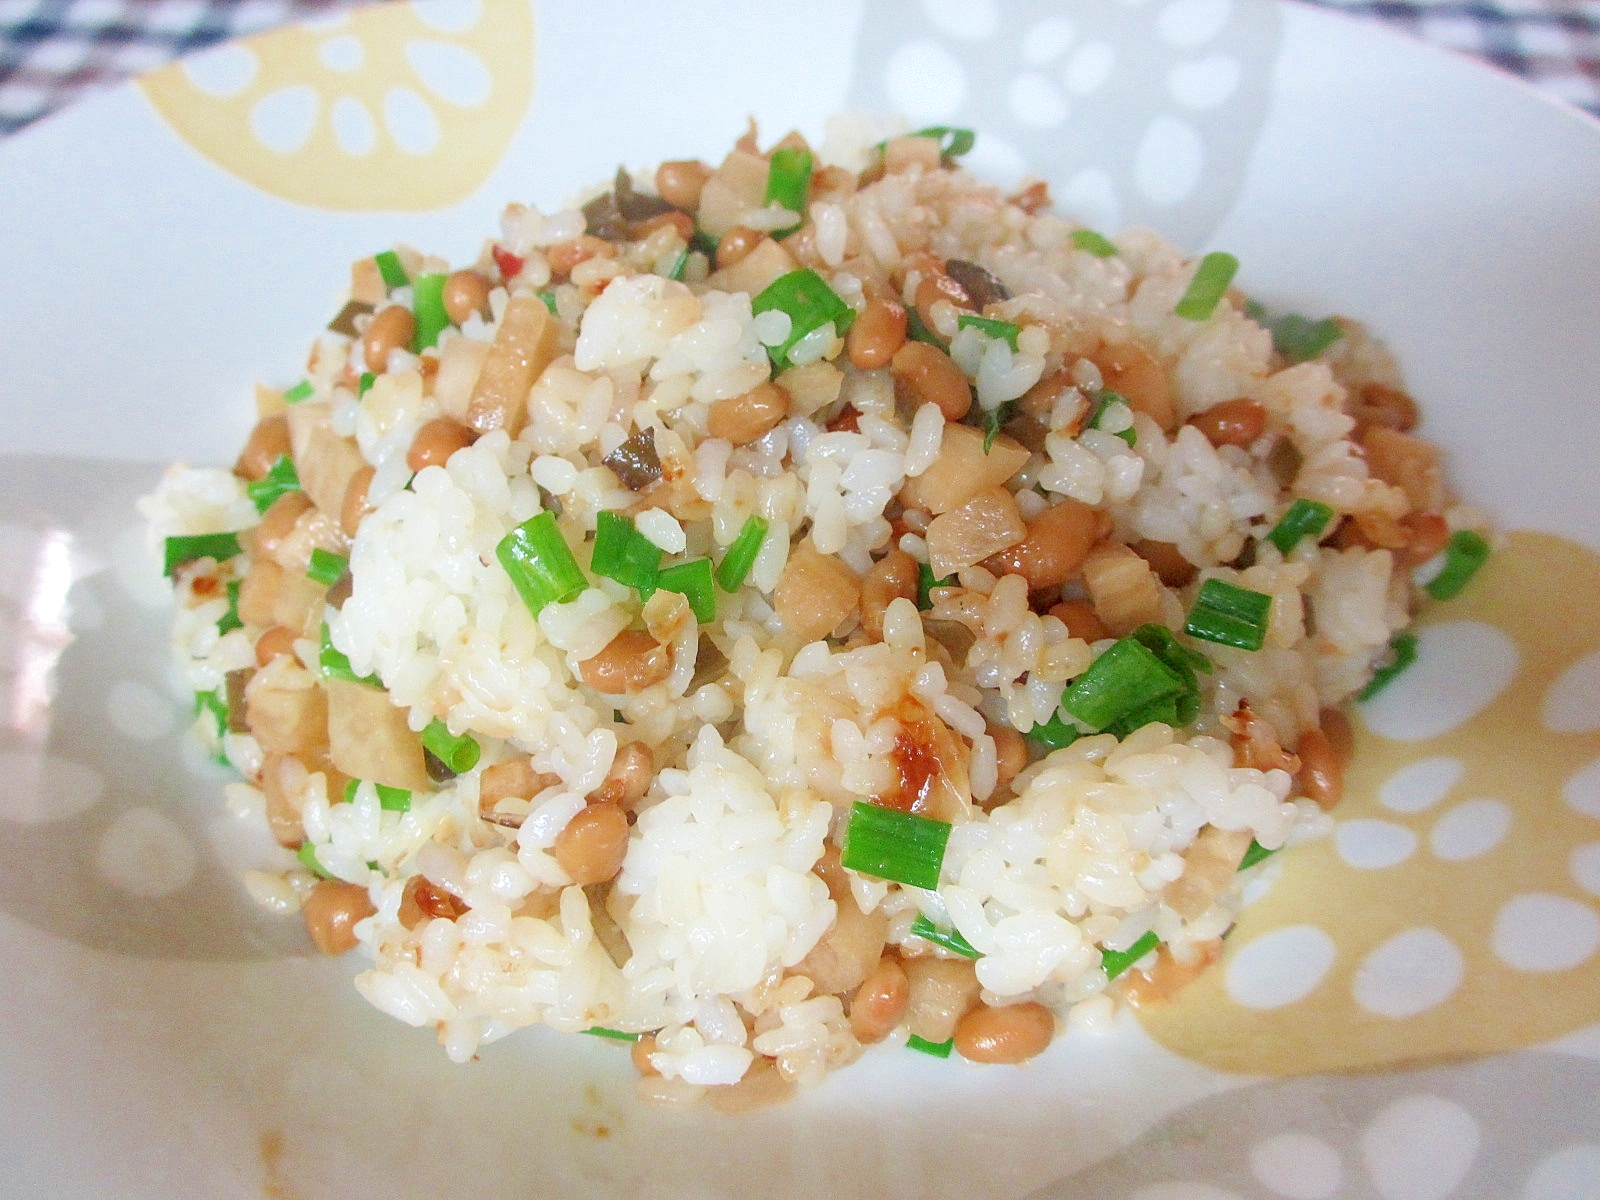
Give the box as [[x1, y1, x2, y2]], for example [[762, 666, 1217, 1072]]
[[0, 0, 376, 136], [1, 0, 1598, 138]]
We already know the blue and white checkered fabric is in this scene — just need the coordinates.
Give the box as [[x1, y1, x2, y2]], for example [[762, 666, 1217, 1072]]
[[0, 0, 374, 136], [1, 0, 1597, 138], [1312, 0, 1600, 115]]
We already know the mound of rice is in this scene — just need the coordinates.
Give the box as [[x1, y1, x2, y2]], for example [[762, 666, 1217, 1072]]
[[142, 116, 1486, 1108]]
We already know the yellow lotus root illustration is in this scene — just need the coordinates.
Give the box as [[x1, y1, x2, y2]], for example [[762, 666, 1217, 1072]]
[[139, 0, 534, 211], [1138, 530, 1600, 1072]]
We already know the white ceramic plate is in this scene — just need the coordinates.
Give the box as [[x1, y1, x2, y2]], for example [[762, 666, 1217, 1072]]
[[2, 2, 1599, 1196]]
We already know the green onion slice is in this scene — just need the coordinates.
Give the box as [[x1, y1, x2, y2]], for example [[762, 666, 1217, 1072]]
[[374, 250, 409, 290], [163, 532, 241, 576], [496, 511, 588, 617], [421, 718, 481, 775], [306, 547, 348, 587], [1424, 530, 1490, 601], [591, 510, 662, 595], [911, 125, 976, 161], [410, 273, 450, 353], [916, 562, 955, 611], [907, 1034, 954, 1058], [1245, 301, 1345, 362], [297, 841, 334, 879], [282, 380, 315, 403], [905, 305, 943, 347], [1060, 637, 1185, 732], [1266, 498, 1335, 555], [1174, 251, 1239, 321], [981, 400, 1017, 454], [538, 290, 558, 314], [1356, 631, 1419, 701], [582, 1027, 641, 1042], [1101, 931, 1160, 980], [319, 621, 380, 685], [656, 557, 716, 624], [344, 777, 412, 812], [763, 146, 813, 238], [751, 269, 855, 371], [217, 579, 243, 636], [1238, 839, 1276, 871], [1027, 710, 1081, 750], [909, 913, 980, 959], [1088, 390, 1137, 447], [1185, 578, 1272, 652], [666, 248, 689, 281], [716, 514, 770, 592], [956, 314, 1020, 349], [841, 801, 951, 890], [358, 371, 377, 396], [247, 455, 300, 514], [1071, 229, 1118, 257], [195, 687, 227, 737]]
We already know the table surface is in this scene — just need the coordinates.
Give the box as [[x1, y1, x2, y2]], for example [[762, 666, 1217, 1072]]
[[1, 0, 1598, 141]]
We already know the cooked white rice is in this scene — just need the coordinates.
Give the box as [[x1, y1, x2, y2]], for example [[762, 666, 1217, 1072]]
[[141, 116, 1483, 1107]]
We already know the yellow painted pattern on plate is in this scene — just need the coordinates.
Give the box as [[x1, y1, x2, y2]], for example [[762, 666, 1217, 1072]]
[[138, 0, 534, 211], [1138, 530, 1600, 1073]]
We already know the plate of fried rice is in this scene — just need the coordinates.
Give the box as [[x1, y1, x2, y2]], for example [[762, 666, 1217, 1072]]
[[3, 1, 1600, 1197]]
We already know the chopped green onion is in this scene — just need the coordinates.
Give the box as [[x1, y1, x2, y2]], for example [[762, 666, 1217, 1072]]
[[916, 562, 955, 610], [591, 510, 662, 595], [1424, 530, 1490, 601], [763, 146, 813, 239], [217, 579, 243, 636], [358, 371, 376, 396], [907, 1034, 955, 1058], [538, 290, 558, 314], [374, 250, 408, 290], [1028, 710, 1081, 750], [1060, 637, 1185, 732], [911, 125, 976, 161], [319, 621, 380, 685], [905, 305, 943, 347], [716, 514, 769, 592], [666, 248, 689, 281], [909, 913, 979, 959], [1245, 301, 1345, 362], [1357, 631, 1419, 701], [247, 455, 300, 514], [1071, 229, 1118, 257], [690, 229, 719, 258], [1088, 390, 1137, 447], [297, 841, 333, 879], [496, 511, 588, 617], [1174, 251, 1239, 321], [841, 800, 951, 890], [422, 718, 481, 775], [1266, 499, 1335, 555], [282, 380, 315, 403], [410, 273, 450, 352], [656, 557, 716, 624], [981, 400, 1017, 453], [751, 268, 855, 371], [1185, 578, 1272, 652], [343, 777, 412, 812], [1238, 839, 1276, 871], [1101, 931, 1160, 979], [1101, 624, 1211, 735], [163, 532, 241, 576], [582, 1027, 640, 1042], [195, 688, 227, 737], [956, 314, 1020, 349], [306, 547, 348, 587]]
